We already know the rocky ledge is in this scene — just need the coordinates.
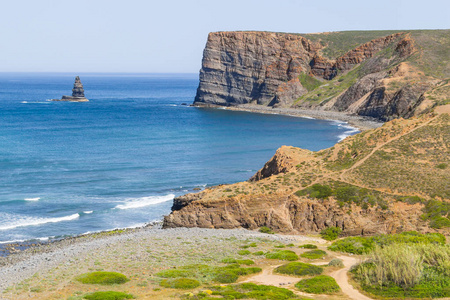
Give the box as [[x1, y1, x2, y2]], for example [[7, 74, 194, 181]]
[[52, 76, 89, 102]]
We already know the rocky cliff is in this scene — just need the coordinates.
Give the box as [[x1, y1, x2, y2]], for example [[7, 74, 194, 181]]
[[164, 110, 450, 235], [194, 30, 449, 121]]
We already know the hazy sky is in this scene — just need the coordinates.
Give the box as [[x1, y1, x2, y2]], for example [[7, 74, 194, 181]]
[[1, 0, 448, 73]]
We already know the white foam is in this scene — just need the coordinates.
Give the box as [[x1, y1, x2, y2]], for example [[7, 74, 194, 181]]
[[83, 211, 93, 214], [24, 197, 40, 202], [114, 194, 174, 210], [0, 213, 80, 231]]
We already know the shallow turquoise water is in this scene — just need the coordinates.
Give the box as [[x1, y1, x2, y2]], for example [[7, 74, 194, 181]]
[[0, 73, 357, 242]]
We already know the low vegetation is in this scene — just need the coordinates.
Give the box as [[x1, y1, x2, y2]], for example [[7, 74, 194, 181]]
[[156, 263, 262, 285], [160, 278, 201, 289], [258, 226, 274, 234], [320, 227, 342, 241], [83, 291, 134, 300], [300, 249, 327, 259], [299, 244, 317, 249], [298, 73, 322, 91], [328, 258, 344, 268], [353, 243, 450, 298], [295, 275, 341, 294], [329, 231, 445, 254], [274, 262, 323, 276], [76, 272, 129, 285], [265, 250, 299, 261], [203, 283, 298, 300]]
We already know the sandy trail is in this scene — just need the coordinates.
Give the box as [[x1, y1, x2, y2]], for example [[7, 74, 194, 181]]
[[330, 256, 373, 300]]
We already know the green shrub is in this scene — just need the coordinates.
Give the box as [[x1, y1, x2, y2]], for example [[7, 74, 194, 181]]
[[83, 291, 134, 300], [296, 184, 332, 199], [295, 275, 341, 294], [299, 244, 317, 249], [320, 227, 342, 241], [353, 243, 450, 298], [155, 269, 192, 278], [76, 272, 129, 285], [253, 251, 264, 256], [236, 259, 255, 265], [274, 244, 286, 248], [436, 163, 447, 169], [421, 200, 450, 229], [298, 73, 323, 91], [208, 283, 296, 299], [328, 236, 375, 254], [221, 258, 237, 264], [160, 278, 201, 289], [328, 259, 344, 268], [238, 250, 251, 255], [258, 226, 274, 234], [300, 250, 327, 259], [275, 262, 323, 276], [213, 267, 261, 283], [265, 250, 299, 261]]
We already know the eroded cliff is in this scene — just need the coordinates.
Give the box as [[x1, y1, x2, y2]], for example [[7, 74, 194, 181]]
[[194, 30, 449, 121], [164, 110, 450, 235]]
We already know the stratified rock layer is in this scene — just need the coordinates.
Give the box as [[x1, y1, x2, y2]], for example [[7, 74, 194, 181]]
[[53, 76, 89, 102], [193, 30, 441, 121]]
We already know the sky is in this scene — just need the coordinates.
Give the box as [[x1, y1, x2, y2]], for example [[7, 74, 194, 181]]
[[0, 0, 448, 73]]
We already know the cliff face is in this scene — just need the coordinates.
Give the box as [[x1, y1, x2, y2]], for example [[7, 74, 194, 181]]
[[193, 30, 449, 121], [164, 112, 450, 235], [194, 31, 321, 106]]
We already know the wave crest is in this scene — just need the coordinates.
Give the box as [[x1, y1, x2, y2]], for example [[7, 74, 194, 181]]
[[114, 194, 174, 210]]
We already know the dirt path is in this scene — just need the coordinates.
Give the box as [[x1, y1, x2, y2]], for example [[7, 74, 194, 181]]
[[243, 256, 373, 300], [339, 115, 438, 182], [330, 256, 373, 300]]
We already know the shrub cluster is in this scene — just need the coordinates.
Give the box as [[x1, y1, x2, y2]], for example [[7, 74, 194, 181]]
[[274, 262, 323, 276], [160, 278, 201, 289], [320, 227, 342, 241], [258, 226, 274, 234], [205, 283, 296, 300], [265, 250, 299, 261], [328, 231, 445, 254], [300, 250, 327, 259], [353, 243, 450, 298], [83, 291, 134, 300], [295, 275, 341, 294], [299, 244, 317, 249], [328, 258, 344, 268], [76, 271, 129, 285]]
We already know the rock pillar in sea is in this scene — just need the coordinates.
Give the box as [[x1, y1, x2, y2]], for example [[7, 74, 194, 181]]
[[72, 76, 85, 98]]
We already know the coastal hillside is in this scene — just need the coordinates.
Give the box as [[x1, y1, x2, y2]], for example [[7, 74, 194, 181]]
[[163, 108, 450, 235], [194, 30, 449, 121]]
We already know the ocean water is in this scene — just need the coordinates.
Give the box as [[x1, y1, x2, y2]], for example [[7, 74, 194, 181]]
[[0, 73, 358, 243]]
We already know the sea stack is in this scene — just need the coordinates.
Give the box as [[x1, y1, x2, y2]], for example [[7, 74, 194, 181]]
[[53, 76, 89, 102]]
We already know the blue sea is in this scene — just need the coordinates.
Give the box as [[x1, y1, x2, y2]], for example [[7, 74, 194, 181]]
[[0, 73, 358, 243]]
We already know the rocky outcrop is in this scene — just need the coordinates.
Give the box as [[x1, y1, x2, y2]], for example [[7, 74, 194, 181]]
[[192, 30, 434, 121], [53, 76, 89, 102], [163, 193, 426, 235], [163, 113, 449, 235], [193, 31, 321, 106]]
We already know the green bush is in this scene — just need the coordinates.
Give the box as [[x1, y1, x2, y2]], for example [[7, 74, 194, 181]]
[[221, 258, 237, 264], [274, 244, 286, 248], [238, 250, 251, 255], [298, 73, 323, 91], [275, 262, 323, 276], [253, 251, 264, 256], [421, 200, 450, 229], [299, 244, 317, 249], [300, 250, 327, 259], [328, 236, 374, 254], [265, 250, 299, 261], [83, 291, 134, 300], [155, 269, 192, 278], [208, 283, 296, 299], [320, 227, 342, 241], [353, 243, 450, 298], [328, 259, 344, 268], [236, 259, 255, 265], [259, 226, 274, 234], [296, 184, 332, 199], [160, 278, 201, 289], [436, 163, 447, 169], [76, 272, 129, 285], [213, 267, 261, 283], [295, 275, 341, 294]]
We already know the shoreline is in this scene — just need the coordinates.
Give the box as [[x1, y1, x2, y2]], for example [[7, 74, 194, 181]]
[[0, 225, 323, 293], [196, 103, 384, 131]]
